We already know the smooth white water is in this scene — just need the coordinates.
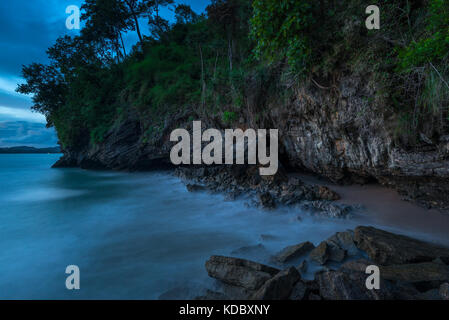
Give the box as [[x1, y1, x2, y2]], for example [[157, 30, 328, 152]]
[[0, 154, 448, 299]]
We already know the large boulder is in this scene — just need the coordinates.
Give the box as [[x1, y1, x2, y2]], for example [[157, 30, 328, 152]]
[[354, 226, 449, 265], [251, 267, 301, 300], [379, 262, 449, 283], [272, 242, 315, 264], [205, 256, 280, 291], [315, 270, 394, 300]]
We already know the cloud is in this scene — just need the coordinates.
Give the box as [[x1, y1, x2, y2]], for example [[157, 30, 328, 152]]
[[0, 106, 46, 123], [0, 121, 58, 148]]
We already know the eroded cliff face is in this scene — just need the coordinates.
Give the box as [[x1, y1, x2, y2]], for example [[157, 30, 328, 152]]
[[53, 74, 449, 211], [267, 74, 449, 210]]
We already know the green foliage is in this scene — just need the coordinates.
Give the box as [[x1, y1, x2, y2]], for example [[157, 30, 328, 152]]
[[222, 111, 237, 124], [250, 0, 313, 72], [398, 0, 449, 70]]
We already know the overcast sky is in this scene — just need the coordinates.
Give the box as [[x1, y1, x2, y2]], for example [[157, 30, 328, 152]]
[[0, 0, 209, 147]]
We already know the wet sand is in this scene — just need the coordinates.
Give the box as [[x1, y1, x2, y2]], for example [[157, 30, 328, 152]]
[[298, 173, 449, 246]]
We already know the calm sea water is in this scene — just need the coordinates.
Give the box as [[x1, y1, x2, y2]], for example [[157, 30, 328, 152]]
[[0, 154, 448, 299]]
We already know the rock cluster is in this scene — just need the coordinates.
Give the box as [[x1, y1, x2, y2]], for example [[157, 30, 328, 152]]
[[201, 226, 449, 300], [175, 165, 356, 219]]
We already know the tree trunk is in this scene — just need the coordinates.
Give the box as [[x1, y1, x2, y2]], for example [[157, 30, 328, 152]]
[[119, 32, 127, 57], [124, 0, 143, 45], [199, 45, 206, 108]]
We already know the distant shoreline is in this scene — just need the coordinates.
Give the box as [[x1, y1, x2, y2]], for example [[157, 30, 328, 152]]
[[0, 146, 61, 154]]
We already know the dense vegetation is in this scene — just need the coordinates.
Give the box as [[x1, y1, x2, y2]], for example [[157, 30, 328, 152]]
[[17, 0, 449, 150]]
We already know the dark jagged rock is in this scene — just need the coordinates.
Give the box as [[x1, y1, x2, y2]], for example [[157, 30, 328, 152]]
[[339, 259, 373, 273], [258, 192, 275, 209], [316, 186, 340, 201], [315, 270, 394, 300], [309, 242, 330, 265], [251, 267, 301, 300], [272, 242, 315, 264], [289, 280, 307, 300], [354, 226, 449, 265], [379, 262, 449, 283], [205, 256, 280, 291], [327, 231, 359, 256], [300, 201, 354, 219]]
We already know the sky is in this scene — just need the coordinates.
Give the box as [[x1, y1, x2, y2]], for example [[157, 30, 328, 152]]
[[0, 0, 210, 148]]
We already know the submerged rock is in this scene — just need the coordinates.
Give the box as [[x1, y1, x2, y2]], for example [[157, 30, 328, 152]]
[[354, 226, 449, 265]]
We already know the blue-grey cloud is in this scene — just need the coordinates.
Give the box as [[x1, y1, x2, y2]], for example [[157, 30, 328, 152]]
[[0, 121, 58, 148]]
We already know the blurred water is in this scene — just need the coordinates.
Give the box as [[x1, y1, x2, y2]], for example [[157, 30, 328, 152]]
[[0, 154, 448, 299]]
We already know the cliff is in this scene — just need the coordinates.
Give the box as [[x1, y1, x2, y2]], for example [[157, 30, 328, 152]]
[[53, 69, 449, 211]]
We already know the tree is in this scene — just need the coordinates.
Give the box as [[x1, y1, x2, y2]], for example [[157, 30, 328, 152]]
[[122, 0, 144, 45], [141, 0, 174, 40], [174, 4, 198, 24], [16, 63, 66, 126], [81, 0, 134, 60]]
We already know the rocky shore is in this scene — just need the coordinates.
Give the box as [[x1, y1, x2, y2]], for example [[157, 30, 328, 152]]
[[169, 164, 449, 300], [175, 165, 357, 218], [199, 226, 449, 300]]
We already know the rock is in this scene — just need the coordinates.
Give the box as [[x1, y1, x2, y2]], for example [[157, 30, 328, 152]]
[[340, 259, 373, 273], [439, 283, 449, 300], [327, 243, 346, 262], [379, 262, 449, 283], [315, 270, 394, 300], [288, 177, 303, 186], [251, 267, 301, 300], [326, 230, 359, 256], [298, 260, 308, 273], [205, 256, 280, 291], [186, 184, 206, 192], [273, 242, 315, 263], [316, 186, 340, 200], [309, 242, 330, 265], [300, 201, 353, 219], [289, 280, 307, 300], [258, 192, 275, 209], [354, 226, 449, 265]]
